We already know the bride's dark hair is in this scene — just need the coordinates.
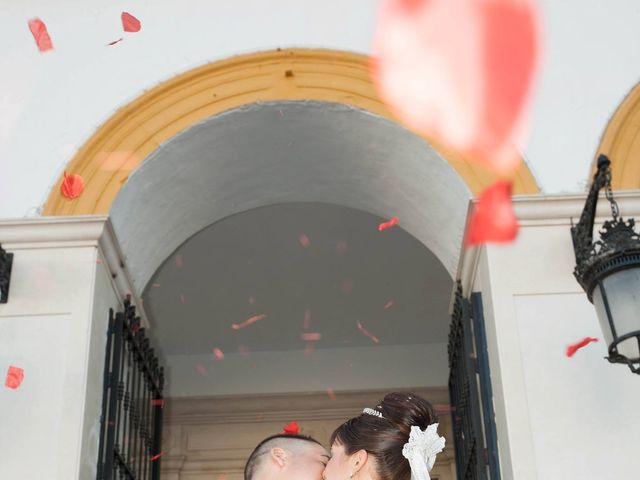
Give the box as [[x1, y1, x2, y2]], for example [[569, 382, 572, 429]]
[[330, 392, 437, 480]]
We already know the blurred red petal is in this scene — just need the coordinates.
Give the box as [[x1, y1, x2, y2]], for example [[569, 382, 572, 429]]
[[108, 38, 123, 46], [121, 12, 142, 33], [378, 216, 399, 231], [373, 0, 540, 174], [299, 233, 311, 248], [282, 421, 300, 435], [28, 18, 54, 53], [149, 452, 164, 462], [356, 321, 380, 344], [61, 172, 85, 199], [5, 366, 24, 389], [327, 388, 337, 400], [232, 314, 267, 330], [466, 181, 518, 247], [213, 347, 225, 360], [301, 332, 322, 341], [566, 337, 598, 358]]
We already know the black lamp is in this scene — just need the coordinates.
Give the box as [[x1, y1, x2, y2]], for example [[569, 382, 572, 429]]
[[571, 154, 640, 374]]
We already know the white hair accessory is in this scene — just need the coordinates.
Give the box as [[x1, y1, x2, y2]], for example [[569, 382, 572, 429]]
[[362, 407, 384, 418], [401, 424, 445, 480]]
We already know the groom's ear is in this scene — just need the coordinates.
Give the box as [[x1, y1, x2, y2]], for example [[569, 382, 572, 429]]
[[270, 447, 288, 468]]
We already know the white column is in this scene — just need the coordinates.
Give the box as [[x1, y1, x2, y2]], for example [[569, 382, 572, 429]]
[[0, 216, 146, 479], [459, 192, 640, 479]]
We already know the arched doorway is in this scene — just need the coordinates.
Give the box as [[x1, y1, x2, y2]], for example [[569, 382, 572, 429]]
[[42, 49, 539, 479]]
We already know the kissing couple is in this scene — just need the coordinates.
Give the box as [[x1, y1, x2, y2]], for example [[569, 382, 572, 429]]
[[244, 392, 446, 480]]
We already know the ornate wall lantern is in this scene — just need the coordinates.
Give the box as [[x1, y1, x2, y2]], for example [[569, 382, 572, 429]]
[[571, 154, 640, 374]]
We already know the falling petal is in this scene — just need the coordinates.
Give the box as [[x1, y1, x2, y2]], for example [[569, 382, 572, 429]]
[[327, 388, 337, 400], [175, 255, 183, 268], [152, 283, 161, 288], [466, 181, 518, 247], [301, 332, 322, 341], [28, 18, 53, 53], [5, 366, 24, 389], [282, 421, 300, 435], [566, 337, 599, 358], [108, 38, 123, 46], [372, 0, 540, 174], [299, 233, 311, 248], [356, 321, 380, 344], [149, 452, 164, 462], [232, 314, 267, 330], [213, 348, 225, 360], [151, 399, 165, 407], [61, 172, 85, 199], [384, 300, 394, 309], [378, 216, 399, 232], [121, 12, 142, 33]]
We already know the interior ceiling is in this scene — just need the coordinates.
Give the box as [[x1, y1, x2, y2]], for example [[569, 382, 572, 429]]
[[143, 202, 453, 355]]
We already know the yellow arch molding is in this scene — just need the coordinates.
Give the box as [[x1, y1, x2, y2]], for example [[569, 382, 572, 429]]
[[597, 83, 640, 189], [44, 48, 539, 215]]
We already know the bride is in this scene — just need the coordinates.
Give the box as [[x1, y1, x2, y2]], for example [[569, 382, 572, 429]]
[[322, 392, 445, 480]]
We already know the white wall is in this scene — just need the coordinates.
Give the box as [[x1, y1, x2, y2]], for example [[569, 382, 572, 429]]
[[2, 0, 640, 218], [0, 217, 143, 479], [461, 193, 640, 479]]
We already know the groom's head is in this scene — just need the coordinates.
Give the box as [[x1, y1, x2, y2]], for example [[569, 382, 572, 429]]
[[244, 434, 329, 480]]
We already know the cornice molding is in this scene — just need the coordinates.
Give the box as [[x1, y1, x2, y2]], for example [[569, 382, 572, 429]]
[[0, 215, 148, 325]]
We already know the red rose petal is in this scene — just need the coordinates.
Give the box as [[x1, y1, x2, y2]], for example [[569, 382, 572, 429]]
[[149, 452, 164, 462], [5, 366, 24, 389], [151, 399, 165, 407], [373, 0, 540, 174], [61, 172, 85, 199], [28, 18, 54, 53], [232, 314, 267, 330], [108, 38, 123, 46], [466, 181, 518, 247], [121, 12, 142, 33], [378, 216, 399, 231], [566, 337, 599, 358], [384, 300, 394, 310], [282, 421, 300, 435]]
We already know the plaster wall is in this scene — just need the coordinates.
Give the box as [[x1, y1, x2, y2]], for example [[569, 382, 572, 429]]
[[0, 217, 140, 479], [2, 0, 640, 218], [461, 194, 640, 479]]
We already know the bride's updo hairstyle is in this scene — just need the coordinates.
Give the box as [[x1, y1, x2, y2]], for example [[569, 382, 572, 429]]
[[330, 392, 437, 480]]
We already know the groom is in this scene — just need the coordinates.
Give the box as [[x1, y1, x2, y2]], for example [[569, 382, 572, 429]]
[[244, 433, 330, 480]]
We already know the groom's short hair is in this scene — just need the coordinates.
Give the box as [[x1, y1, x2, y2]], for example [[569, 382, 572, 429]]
[[244, 433, 323, 480]]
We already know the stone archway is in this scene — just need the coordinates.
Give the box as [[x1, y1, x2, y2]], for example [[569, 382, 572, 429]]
[[43, 48, 539, 218]]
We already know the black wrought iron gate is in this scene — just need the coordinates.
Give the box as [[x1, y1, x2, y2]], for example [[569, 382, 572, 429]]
[[448, 283, 500, 480], [97, 299, 165, 480]]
